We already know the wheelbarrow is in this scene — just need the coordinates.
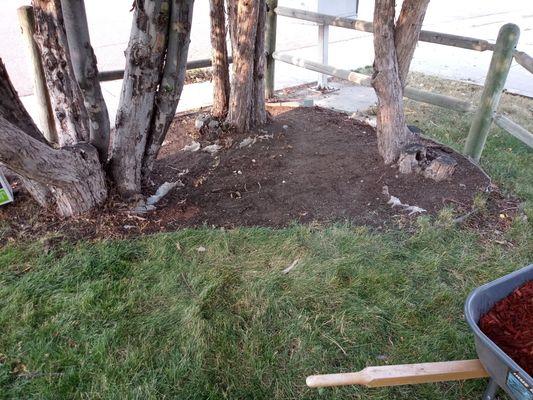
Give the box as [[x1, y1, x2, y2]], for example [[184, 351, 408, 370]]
[[306, 264, 532, 399]]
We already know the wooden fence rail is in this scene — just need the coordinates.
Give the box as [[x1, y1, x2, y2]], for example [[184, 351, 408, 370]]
[[275, 7, 496, 52], [97, 56, 233, 82], [275, 6, 533, 75], [271, 8, 533, 157], [19, 4, 533, 157], [272, 52, 474, 113]]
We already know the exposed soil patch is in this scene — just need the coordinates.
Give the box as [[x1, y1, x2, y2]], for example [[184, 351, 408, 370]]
[[479, 281, 533, 376], [0, 106, 497, 243]]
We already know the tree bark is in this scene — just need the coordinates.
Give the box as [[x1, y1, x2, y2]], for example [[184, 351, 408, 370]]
[[17, 6, 58, 144], [394, 0, 430, 88], [252, 0, 267, 126], [371, 0, 413, 164], [32, 0, 89, 146], [227, 0, 238, 58], [0, 117, 107, 216], [210, 0, 230, 119], [142, 0, 195, 178], [0, 58, 53, 205], [61, 0, 111, 161], [226, 0, 266, 133], [110, 0, 170, 198]]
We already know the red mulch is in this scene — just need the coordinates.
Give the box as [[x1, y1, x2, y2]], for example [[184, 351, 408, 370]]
[[479, 281, 533, 376]]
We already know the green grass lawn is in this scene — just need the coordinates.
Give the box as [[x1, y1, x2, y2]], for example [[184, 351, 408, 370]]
[[0, 75, 531, 399]]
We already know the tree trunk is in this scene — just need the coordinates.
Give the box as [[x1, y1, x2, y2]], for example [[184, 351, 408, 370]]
[[0, 58, 106, 215], [226, 0, 266, 133], [394, 0, 430, 88], [252, 0, 267, 126], [371, 0, 414, 164], [32, 0, 89, 146], [61, 0, 111, 161], [210, 0, 230, 119], [142, 0, 195, 179], [110, 0, 170, 198], [227, 0, 238, 58], [0, 58, 53, 205], [0, 117, 107, 216]]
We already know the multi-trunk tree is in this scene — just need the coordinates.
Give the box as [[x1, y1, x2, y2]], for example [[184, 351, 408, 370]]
[[371, 0, 430, 164], [1, 0, 437, 218], [209, 0, 267, 132], [0, 0, 195, 215]]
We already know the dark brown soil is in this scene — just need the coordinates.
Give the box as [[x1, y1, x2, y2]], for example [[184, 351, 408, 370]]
[[479, 280, 533, 376], [0, 106, 499, 243]]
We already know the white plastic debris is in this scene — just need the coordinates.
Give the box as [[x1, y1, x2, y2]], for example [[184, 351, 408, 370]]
[[197, 246, 206, 252], [282, 259, 300, 274], [147, 181, 184, 206], [239, 137, 256, 148], [182, 141, 200, 152], [203, 144, 222, 155], [133, 204, 157, 214], [382, 186, 426, 216], [387, 195, 403, 208], [195, 115, 208, 129], [258, 134, 274, 140], [177, 168, 189, 177], [404, 205, 427, 215]]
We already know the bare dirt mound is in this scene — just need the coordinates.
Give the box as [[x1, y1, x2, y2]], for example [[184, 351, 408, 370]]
[[1, 106, 493, 242], [150, 106, 490, 227]]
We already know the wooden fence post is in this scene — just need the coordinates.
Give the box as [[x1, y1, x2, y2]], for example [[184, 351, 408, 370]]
[[464, 24, 520, 161], [265, 0, 278, 99], [17, 6, 57, 144]]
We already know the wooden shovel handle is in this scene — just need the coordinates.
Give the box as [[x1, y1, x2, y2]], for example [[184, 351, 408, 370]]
[[307, 359, 489, 388]]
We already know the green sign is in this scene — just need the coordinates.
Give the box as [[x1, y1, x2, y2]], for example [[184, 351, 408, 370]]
[[0, 188, 11, 205], [0, 172, 13, 206]]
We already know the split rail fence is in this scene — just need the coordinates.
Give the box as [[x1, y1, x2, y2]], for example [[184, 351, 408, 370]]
[[19, 3, 533, 162], [267, 5, 533, 161]]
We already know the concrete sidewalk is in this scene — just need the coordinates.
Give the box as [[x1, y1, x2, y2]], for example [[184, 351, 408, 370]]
[[3, 0, 532, 127]]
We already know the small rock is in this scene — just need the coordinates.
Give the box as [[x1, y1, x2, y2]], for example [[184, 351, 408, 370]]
[[282, 125, 288, 130], [197, 246, 206, 252], [208, 119, 219, 129]]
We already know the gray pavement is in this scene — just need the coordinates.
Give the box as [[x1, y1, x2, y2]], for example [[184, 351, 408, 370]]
[[1, 0, 532, 127]]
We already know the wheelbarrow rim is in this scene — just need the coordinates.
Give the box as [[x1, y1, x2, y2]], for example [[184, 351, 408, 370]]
[[464, 264, 533, 381]]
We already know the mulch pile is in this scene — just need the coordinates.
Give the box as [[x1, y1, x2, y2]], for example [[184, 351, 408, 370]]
[[479, 281, 533, 376]]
